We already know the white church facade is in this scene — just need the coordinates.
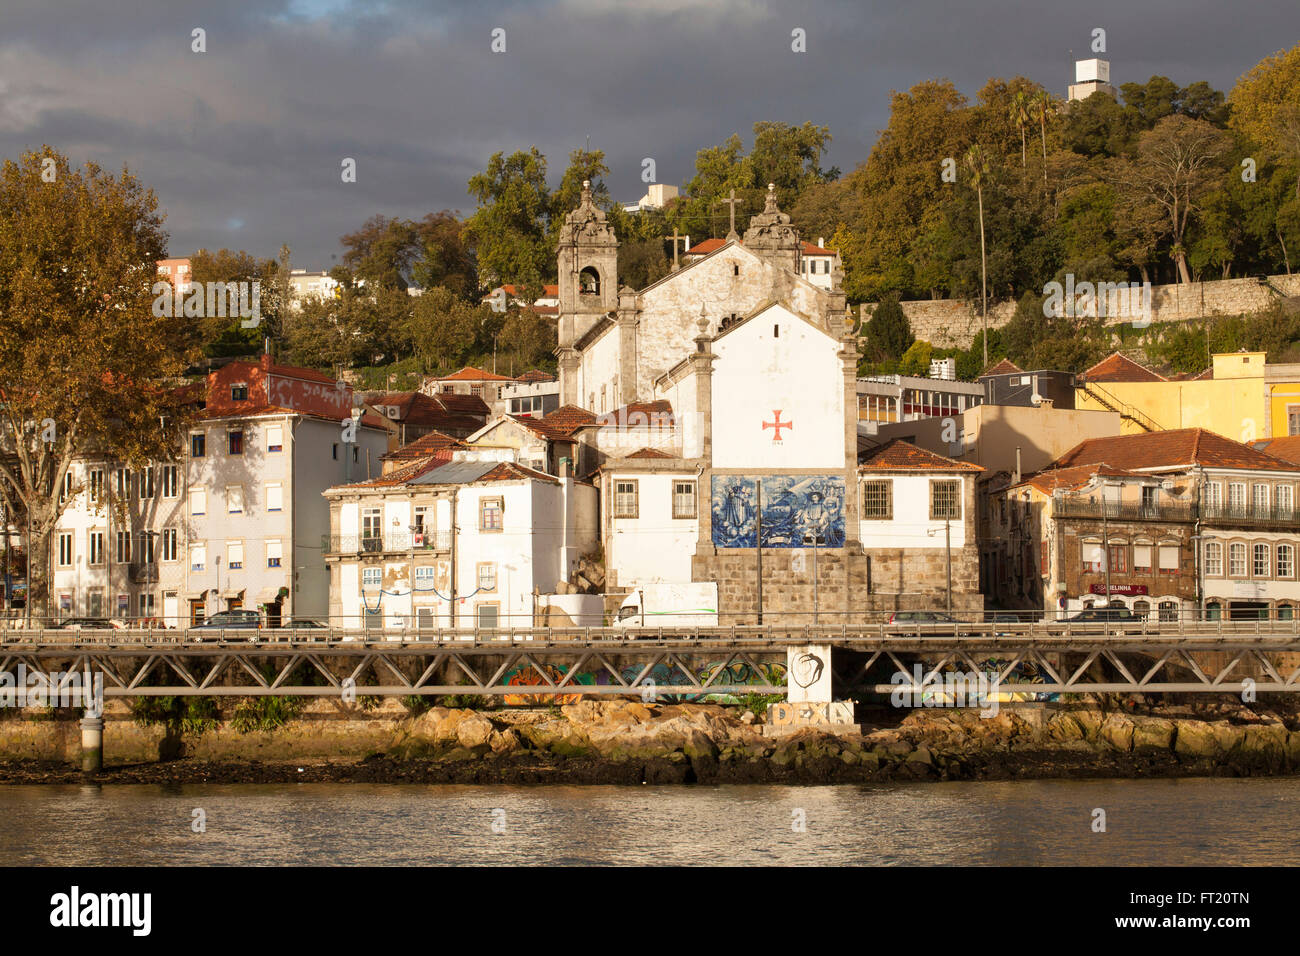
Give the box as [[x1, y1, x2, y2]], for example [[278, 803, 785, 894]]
[[555, 182, 983, 623]]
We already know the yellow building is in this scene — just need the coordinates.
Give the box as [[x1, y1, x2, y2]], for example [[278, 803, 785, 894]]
[[1075, 351, 1300, 442]]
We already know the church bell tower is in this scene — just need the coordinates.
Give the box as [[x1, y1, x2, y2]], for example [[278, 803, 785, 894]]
[[556, 180, 618, 406]]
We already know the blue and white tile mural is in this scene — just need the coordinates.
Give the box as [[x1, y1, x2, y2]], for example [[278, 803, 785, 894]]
[[710, 475, 846, 549]]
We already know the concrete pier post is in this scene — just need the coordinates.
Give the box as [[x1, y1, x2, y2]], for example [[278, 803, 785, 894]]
[[765, 643, 860, 735], [80, 716, 104, 774]]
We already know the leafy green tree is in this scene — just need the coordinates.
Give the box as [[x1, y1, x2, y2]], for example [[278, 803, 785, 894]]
[[1111, 115, 1232, 283], [189, 247, 288, 357], [862, 295, 913, 361], [465, 147, 553, 288], [897, 339, 934, 376]]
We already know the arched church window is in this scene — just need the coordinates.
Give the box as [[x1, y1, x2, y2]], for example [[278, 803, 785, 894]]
[[579, 267, 600, 295]]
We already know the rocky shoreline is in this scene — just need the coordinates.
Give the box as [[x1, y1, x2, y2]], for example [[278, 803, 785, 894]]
[[3, 695, 1300, 786]]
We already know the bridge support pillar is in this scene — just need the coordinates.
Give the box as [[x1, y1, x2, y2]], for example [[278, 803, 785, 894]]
[[80, 716, 104, 774], [764, 643, 860, 736]]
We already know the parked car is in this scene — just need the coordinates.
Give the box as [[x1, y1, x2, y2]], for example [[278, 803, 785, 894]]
[[1053, 606, 1144, 634], [885, 610, 972, 636], [279, 619, 327, 629], [55, 618, 127, 630], [189, 610, 262, 631]]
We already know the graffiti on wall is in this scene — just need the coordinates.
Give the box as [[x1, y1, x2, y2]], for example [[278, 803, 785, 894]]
[[710, 475, 845, 549], [498, 660, 786, 706]]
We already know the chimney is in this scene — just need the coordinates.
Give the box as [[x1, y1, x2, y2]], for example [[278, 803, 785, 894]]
[[1014, 446, 1022, 486]]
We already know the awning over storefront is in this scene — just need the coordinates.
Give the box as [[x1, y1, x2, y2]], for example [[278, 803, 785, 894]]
[[221, 587, 245, 600], [186, 589, 210, 601], [256, 587, 282, 605]]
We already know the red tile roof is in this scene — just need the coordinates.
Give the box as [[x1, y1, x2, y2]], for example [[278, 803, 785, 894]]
[[1017, 463, 1143, 494], [537, 404, 597, 437], [500, 284, 559, 299], [981, 358, 1023, 377], [1052, 428, 1300, 473], [435, 392, 491, 416], [684, 238, 833, 258], [514, 369, 555, 384], [858, 439, 983, 472], [1253, 436, 1300, 465], [623, 447, 676, 459], [381, 429, 465, 461], [801, 241, 835, 255], [1081, 352, 1166, 383], [684, 238, 728, 256], [436, 366, 516, 383], [595, 400, 674, 428]]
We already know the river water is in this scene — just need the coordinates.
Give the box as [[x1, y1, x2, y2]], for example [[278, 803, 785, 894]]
[[1, 777, 1297, 866]]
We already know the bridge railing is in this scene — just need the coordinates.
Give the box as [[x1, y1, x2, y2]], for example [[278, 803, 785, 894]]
[[2, 617, 1299, 646]]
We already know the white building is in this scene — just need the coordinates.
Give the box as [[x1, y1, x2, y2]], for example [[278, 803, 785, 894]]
[[50, 354, 387, 627], [323, 457, 598, 630]]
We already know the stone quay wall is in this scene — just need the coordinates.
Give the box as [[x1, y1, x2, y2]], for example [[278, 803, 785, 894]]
[[862, 273, 1300, 350]]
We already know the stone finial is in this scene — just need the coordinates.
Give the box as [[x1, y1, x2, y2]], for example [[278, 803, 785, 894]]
[[581, 179, 592, 202], [764, 183, 778, 213], [697, 304, 709, 334]]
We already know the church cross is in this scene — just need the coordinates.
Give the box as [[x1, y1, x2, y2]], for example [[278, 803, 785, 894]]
[[720, 189, 741, 241], [667, 230, 688, 271], [762, 410, 793, 442]]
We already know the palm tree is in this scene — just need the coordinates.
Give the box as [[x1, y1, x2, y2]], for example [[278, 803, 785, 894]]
[[1032, 90, 1057, 185], [965, 145, 992, 368], [1010, 91, 1031, 169]]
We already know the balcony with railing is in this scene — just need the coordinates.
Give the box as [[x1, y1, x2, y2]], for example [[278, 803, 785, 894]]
[[323, 531, 453, 555], [128, 562, 159, 584], [1200, 503, 1300, 529], [1051, 499, 1197, 523]]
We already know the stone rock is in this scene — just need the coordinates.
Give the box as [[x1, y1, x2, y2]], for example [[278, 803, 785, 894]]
[[1045, 712, 1085, 742], [456, 714, 494, 749], [1242, 724, 1287, 767], [1212, 723, 1247, 755], [1071, 708, 1104, 741], [1173, 720, 1218, 759], [906, 746, 934, 766], [741, 711, 756, 725], [1131, 718, 1175, 752], [1098, 714, 1135, 752], [489, 728, 521, 755]]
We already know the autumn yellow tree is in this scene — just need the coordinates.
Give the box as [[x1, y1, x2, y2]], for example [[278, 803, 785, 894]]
[[0, 147, 197, 622]]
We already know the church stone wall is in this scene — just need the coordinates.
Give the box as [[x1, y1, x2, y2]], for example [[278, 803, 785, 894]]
[[863, 273, 1300, 350], [691, 546, 983, 625]]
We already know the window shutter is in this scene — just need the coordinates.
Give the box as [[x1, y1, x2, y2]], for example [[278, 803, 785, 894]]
[[1158, 546, 1179, 570]]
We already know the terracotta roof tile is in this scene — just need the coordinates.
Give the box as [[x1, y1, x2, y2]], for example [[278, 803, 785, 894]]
[[1082, 352, 1166, 383], [595, 400, 674, 427], [1053, 428, 1299, 472], [1253, 435, 1300, 466], [623, 447, 676, 459], [1017, 463, 1143, 494], [858, 439, 982, 472], [981, 358, 1023, 376], [437, 366, 516, 383], [381, 429, 464, 461], [538, 404, 597, 436], [514, 369, 555, 384]]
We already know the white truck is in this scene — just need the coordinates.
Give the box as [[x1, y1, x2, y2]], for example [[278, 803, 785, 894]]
[[612, 583, 719, 630]]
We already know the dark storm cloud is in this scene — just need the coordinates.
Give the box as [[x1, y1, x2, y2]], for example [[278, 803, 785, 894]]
[[1, 0, 1297, 266]]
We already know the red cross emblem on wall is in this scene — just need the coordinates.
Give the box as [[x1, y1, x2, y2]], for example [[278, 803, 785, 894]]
[[763, 410, 793, 442]]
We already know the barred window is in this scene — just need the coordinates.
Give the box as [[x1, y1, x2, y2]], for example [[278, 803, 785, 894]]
[[672, 481, 696, 519], [861, 480, 892, 519], [929, 479, 961, 520], [614, 480, 639, 519]]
